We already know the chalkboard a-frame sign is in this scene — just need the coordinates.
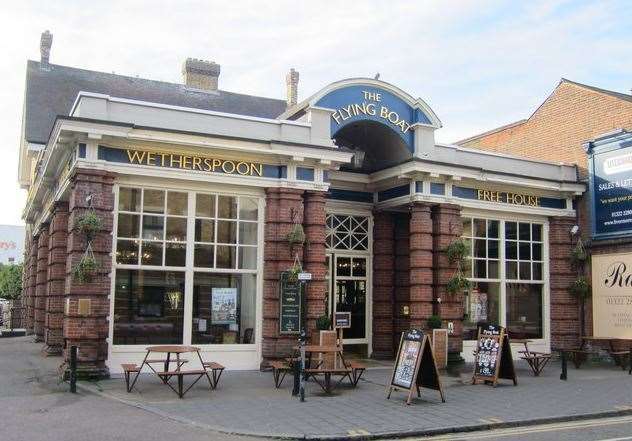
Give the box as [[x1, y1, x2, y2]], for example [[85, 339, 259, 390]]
[[279, 272, 304, 334], [472, 324, 517, 387], [387, 329, 445, 405]]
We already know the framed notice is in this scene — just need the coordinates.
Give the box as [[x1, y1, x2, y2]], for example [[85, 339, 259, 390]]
[[592, 252, 632, 338], [279, 272, 303, 334], [211, 288, 237, 325], [472, 324, 517, 387], [334, 311, 351, 329]]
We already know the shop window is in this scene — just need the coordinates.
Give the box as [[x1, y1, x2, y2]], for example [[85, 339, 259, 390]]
[[462, 218, 500, 280], [191, 273, 257, 344], [326, 214, 369, 251], [113, 270, 185, 345], [505, 221, 543, 282], [506, 283, 543, 339], [462, 281, 500, 340]]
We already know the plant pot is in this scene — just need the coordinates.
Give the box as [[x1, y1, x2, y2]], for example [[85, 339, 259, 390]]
[[432, 329, 448, 369]]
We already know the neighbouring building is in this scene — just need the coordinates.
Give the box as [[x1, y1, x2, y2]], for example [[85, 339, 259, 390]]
[[0, 225, 25, 264], [18, 31, 585, 378], [457, 79, 632, 347]]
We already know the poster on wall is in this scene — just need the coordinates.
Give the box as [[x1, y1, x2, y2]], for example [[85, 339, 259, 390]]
[[588, 140, 632, 239], [592, 253, 632, 338], [211, 288, 237, 325], [469, 289, 488, 323]]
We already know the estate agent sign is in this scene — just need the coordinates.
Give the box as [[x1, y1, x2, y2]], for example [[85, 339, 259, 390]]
[[592, 252, 632, 338]]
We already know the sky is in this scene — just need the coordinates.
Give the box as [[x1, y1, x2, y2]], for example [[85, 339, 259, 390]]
[[1, 0, 631, 225]]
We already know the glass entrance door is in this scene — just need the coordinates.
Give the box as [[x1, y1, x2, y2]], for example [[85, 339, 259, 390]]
[[326, 253, 368, 344]]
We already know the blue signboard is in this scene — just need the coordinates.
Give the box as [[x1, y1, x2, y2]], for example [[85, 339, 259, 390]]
[[315, 85, 432, 152], [587, 131, 632, 239]]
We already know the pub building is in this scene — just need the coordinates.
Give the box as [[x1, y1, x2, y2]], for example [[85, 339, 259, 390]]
[[18, 32, 585, 378]]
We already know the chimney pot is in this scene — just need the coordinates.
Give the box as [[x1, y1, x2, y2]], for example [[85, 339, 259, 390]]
[[182, 58, 220, 91], [286, 68, 299, 108], [40, 30, 53, 67]]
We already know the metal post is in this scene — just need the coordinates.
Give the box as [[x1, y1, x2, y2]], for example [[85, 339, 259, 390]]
[[560, 350, 567, 381], [69, 345, 77, 393], [299, 328, 306, 402], [629, 347, 632, 375]]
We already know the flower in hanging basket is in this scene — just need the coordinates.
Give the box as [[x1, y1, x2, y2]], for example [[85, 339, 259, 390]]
[[446, 273, 471, 295], [286, 263, 302, 283], [76, 211, 103, 238], [569, 277, 591, 299], [445, 239, 470, 265], [286, 224, 306, 248], [316, 314, 332, 331], [73, 256, 98, 283]]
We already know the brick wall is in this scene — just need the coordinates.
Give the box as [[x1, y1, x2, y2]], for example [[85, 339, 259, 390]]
[[63, 169, 114, 379], [372, 211, 395, 358], [393, 213, 410, 352], [409, 204, 434, 329], [26, 237, 38, 333], [34, 228, 49, 341], [44, 202, 68, 355]]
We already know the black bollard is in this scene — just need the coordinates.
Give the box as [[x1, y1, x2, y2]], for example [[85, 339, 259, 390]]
[[299, 328, 307, 402], [69, 345, 78, 393], [629, 348, 632, 375], [560, 350, 567, 381], [292, 354, 300, 396]]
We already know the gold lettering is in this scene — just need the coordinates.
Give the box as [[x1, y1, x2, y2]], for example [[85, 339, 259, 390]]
[[170, 154, 183, 168], [202, 158, 213, 171], [477, 189, 484, 201], [126, 150, 146, 164], [182, 155, 192, 169], [160, 153, 168, 166], [250, 163, 263, 176], [212, 159, 222, 172], [146, 152, 156, 166], [236, 162, 250, 175], [506, 192, 515, 204], [192, 156, 202, 171], [222, 160, 236, 174]]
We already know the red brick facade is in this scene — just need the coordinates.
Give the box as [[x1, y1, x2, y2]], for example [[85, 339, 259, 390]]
[[34, 227, 49, 342], [44, 202, 68, 355], [372, 211, 395, 358], [409, 204, 434, 329]]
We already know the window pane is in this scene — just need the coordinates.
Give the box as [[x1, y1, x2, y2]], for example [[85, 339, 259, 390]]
[[141, 241, 163, 266], [487, 220, 499, 238], [239, 197, 258, 221], [505, 221, 517, 240], [473, 219, 487, 237], [532, 224, 542, 242], [118, 213, 140, 238], [119, 188, 140, 212], [532, 243, 542, 261], [238, 222, 258, 245], [519, 222, 531, 241], [195, 219, 215, 243], [506, 241, 517, 259], [506, 283, 542, 339], [488, 260, 499, 279], [194, 244, 214, 268], [352, 258, 367, 277], [488, 239, 499, 259], [337, 257, 351, 277], [191, 273, 257, 345], [217, 220, 237, 244], [113, 270, 185, 345], [463, 282, 500, 340], [238, 246, 257, 270], [117, 240, 139, 264], [143, 190, 164, 214], [506, 261, 518, 279], [519, 242, 531, 260], [463, 258, 472, 278], [533, 263, 543, 280], [196, 194, 215, 218], [519, 262, 531, 280], [462, 217, 472, 237], [165, 242, 186, 267], [216, 245, 236, 269], [474, 239, 486, 258], [218, 196, 237, 219], [166, 217, 187, 242], [167, 192, 188, 216], [473, 259, 486, 278], [142, 215, 164, 240]]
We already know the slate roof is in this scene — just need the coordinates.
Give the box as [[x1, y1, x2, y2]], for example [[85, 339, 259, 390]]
[[24, 60, 288, 144]]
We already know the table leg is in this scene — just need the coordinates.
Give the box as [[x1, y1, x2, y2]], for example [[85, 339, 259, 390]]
[[164, 352, 171, 374], [129, 350, 150, 391]]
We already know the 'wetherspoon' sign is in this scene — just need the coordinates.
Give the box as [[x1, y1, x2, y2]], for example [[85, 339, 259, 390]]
[[330, 90, 412, 134], [125, 149, 263, 176]]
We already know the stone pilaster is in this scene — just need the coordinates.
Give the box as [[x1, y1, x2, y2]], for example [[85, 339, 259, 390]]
[[34, 227, 50, 341], [409, 204, 434, 329], [262, 188, 305, 362], [432, 203, 463, 355], [303, 191, 327, 337], [372, 211, 395, 358], [44, 202, 68, 355], [63, 169, 114, 379]]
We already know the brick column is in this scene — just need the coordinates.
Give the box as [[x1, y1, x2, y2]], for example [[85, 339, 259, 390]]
[[262, 188, 304, 362], [34, 227, 50, 342], [393, 213, 410, 351], [303, 191, 327, 337], [549, 216, 579, 349], [432, 203, 464, 355], [63, 169, 114, 379], [44, 202, 68, 355], [409, 203, 434, 329], [26, 236, 38, 334], [372, 211, 395, 358]]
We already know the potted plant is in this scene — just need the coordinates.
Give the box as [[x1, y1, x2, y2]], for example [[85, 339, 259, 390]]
[[428, 314, 448, 368]]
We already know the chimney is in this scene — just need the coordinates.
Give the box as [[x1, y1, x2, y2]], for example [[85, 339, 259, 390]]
[[182, 58, 220, 91], [40, 30, 53, 67], [286, 68, 299, 108]]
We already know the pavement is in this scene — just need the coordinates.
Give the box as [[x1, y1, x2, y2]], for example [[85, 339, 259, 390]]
[[5, 336, 632, 440]]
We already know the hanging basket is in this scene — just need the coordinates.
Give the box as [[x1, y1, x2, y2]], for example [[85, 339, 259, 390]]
[[286, 223, 306, 248], [445, 238, 470, 265], [569, 277, 591, 299], [72, 243, 99, 283], [446, 272, 471, 295], [570, 238, 588, 267], [286, 254, 303, 283], [76, 210, 103, 240]]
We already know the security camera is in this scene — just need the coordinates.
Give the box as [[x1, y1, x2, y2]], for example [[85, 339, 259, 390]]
[[570, 225, 579, 235]]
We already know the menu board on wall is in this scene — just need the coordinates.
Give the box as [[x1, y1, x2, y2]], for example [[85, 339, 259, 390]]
[[472, 324, 517, 387], [387, 329, 445, 405], [592, 253, 632, 338], [279, 273, 303, 334]]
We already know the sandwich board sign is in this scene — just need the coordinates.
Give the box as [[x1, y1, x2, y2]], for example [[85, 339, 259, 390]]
[[472, 324, 517, 387], [387, 329, 445, 405]]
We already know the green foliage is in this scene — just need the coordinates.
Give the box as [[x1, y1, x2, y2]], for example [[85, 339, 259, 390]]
[[76, 211, 103, 238], [73, 257, 98, 283], [427, 314, 442, 329], [446, 273, 471, 295], [316, 314, 332, 331], [570, 241, 588, 267], [286, 261, 302, 283], [569, 277, 591, 299], [445, 239, 470, 265], [0, 264, 23, 300], [286, 223, 306, 248]]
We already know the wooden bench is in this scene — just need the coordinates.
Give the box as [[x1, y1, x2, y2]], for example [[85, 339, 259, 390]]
[[304, 367, 352, 393], [121, 363, 140, 392], [269, 360, 292, 388], [348, 361, 366, 386], [519, 351, 552, 376], [202, 361, 225, 389], [609, 351, 631, 370], [155, 369, 211, 398]]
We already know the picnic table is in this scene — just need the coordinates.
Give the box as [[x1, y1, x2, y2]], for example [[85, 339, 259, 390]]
[[513, 339, 552, 376], [123, 345, 224, 398], [565, 337, 632, 370]]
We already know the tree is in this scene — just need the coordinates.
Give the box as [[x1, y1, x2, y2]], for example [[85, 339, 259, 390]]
[[0, 264, 23, 300]]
